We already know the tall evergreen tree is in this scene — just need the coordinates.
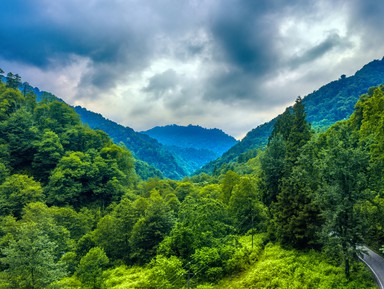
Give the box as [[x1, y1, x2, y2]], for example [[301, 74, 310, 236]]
[[286, 96, 312, 166], [265, 97, 314, 247], [317, 123, 368, 278]]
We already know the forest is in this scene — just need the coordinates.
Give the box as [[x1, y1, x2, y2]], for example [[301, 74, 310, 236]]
[[0, 70, 383, 288]]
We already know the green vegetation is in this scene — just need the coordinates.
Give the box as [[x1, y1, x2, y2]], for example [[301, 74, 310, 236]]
[[74, 106, 187, 180], [201, 58, 384, 175], [1, 70, 384, 288]]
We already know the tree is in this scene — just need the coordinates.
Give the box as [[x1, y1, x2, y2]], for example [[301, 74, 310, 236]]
[[130, 191, 175, 264], [0, 87, 25, 120], [259, 135, 286, 207], [229, 177, 267, 235], [262, 97, 313, 245], [93, 197, 139, 263], [46, 152, 91, 207], [220, 170, 241, 204], [0, 174, 43, 218], [0, 109, 37, 170], [271, 142, 322, 249], [34, 100, 80, 135], [5, 72, 21, 89], [76, 247, 109, 289], [269, 107, 294, 141], [148, 255, 186, 289], [159, 194, 234, 261], [285, 96, 311, 167], [32, 130, 64, 182], [317, 123, 368, 278], [0, 222, 67, 289]]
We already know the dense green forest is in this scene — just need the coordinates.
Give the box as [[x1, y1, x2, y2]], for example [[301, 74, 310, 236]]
[[201, 58, 384, 175], [1, 69, 383, 288], [74, 106, 186, 180]]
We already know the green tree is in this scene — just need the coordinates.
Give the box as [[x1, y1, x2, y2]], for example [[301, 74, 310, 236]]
[[148, 255, 186, 289], [61, 126, 111, 153], [0, 222, 67, 289], [229, 177, 267, 235], [5, 72, 21, 89], [32, 130, 64, 182], [76, 247, 109, 289], [0, 109, 37, 170], [130, 191, 175, 264], [34, 100, 80, 135], [20, 202, 72, 258], [269, 107, 294, 141], [285, 96, 311, 167], [0, 87, 24, 120], [159, 194, 234, 260], [93, 197, 139, 263], [46, 152, 91, 207], [259, 135, 286, 207], [317, 123, 368, 278], [0, 174, 43, 217], [0, 162, 9, 184], [220, 170, 241, 204]]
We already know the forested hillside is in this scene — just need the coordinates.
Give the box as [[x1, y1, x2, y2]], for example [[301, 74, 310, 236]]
[[201, 58, 384, 175], [74, 106, 187, 179], [1, 69, 383, 288], [143, 125, 237, 175]]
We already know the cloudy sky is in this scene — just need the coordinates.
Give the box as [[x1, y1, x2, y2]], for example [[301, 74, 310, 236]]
[[1, 0, 383, 139]]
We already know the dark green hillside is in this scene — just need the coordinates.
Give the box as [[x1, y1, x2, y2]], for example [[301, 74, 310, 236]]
[[303, 58, 384, 127], [200, 57, 384, 174], [74, 106, 187, 180]]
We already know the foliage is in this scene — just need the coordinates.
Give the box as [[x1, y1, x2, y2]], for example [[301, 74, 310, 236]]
[[75, 247, 109, 289], [1, 71, 383, 288], [0, 174, 44, 218], [74, 106, 188, 179], [215, 244, 375, 289]]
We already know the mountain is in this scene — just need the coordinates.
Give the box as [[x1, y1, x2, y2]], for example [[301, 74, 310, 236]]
[[74, 106, 188, 180], [142, 124, 238, 175], [200, 57, 384, 174]]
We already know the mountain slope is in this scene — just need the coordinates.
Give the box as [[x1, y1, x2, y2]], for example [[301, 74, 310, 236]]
[[142, 124, 238, 174], [143, 124, 237, 155], [74, 106, 187, 179], [200, 57, 384, 174]]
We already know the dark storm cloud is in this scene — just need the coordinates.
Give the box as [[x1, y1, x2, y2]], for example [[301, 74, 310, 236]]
[[288, 33, 351, 69], [0, 0, 162, 90], [208, 0, 290, 75], [1, 0, 384, 137], [349, 0, 384, 30]]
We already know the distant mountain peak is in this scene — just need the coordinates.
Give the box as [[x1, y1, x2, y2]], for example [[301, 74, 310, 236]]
[[142, 124, 237, 154], [142, 124, 238, 175]]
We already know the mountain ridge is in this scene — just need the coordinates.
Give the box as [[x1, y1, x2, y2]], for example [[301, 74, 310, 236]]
[[74, 106, 188, 180], [199, 57, 384, 174], [142, 124, 238, 175]]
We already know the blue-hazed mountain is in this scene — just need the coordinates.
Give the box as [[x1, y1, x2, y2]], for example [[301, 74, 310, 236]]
[[200, 57, 384, 174], [74, 106, 189, 180], [142, 124, 238, 175]]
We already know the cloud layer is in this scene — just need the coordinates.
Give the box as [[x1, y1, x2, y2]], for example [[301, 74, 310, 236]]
[[1, 0, 383, 138]]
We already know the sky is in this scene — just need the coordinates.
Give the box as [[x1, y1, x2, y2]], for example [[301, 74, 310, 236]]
[[0, 0, 383, 139]]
